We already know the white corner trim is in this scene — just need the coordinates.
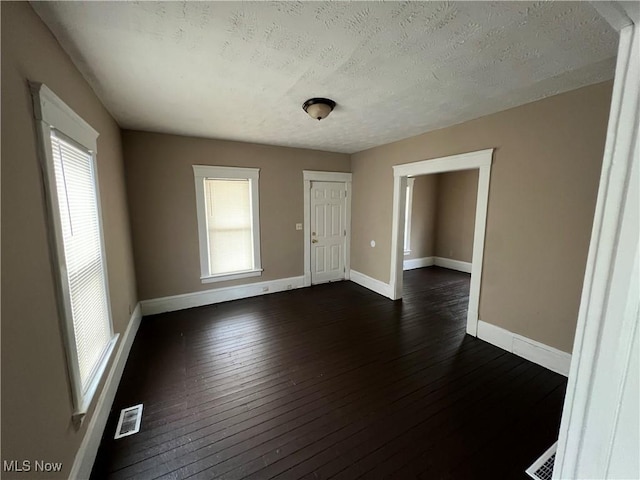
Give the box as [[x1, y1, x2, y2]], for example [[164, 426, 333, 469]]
[[433, 257, 473, 273], [140, 276, 305, 316], [349, 270, 394, 299], [69, 303, 142, 480], [477, 320, 572, 376], [403, 256, 435, 270]]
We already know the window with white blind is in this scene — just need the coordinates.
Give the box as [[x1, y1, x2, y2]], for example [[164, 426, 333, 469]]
[[193, 165, 262, 283], [31, 83, 118, 424], [404, 177, 415, 255]]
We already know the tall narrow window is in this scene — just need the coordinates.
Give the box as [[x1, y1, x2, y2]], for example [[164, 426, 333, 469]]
[[404, 177, 415, 255], [50, 132, 113, 387], [193, 166, 262, 283], [31, 83, 117, 423]]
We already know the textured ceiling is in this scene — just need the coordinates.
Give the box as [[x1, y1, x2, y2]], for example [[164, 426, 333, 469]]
[[32, 1, 618, 154]]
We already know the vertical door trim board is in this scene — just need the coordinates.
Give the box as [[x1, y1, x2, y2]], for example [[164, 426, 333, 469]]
[[303, 171, 352, 287], [554, 18, 640, 479], [390, 149, 494, 336]]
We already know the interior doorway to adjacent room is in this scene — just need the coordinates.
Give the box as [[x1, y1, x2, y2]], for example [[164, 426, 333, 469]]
[[390, 149, 493, 336]]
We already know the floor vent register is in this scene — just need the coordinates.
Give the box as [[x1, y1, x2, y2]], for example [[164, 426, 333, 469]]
[[526, 442, 557, 480], [114, 404, 143, 439]]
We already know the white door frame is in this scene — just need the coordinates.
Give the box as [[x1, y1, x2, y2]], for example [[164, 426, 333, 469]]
[[390, 149, 494, 336], [554, 8, 640, 478], [303, 171, 352, 287]]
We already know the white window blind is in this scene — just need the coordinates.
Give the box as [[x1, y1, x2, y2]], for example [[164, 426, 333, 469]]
[[204, 178, 254, 274], [50, 131, 112, 395], [404, 178, 415, 254]]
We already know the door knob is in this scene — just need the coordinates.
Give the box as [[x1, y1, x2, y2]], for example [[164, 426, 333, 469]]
[[312, 239, 319, 243]]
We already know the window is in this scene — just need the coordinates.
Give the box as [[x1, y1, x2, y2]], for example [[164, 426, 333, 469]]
[[404, 177, 415, 255], [193, 165, 262, 283], [31, 83, 117, 424]]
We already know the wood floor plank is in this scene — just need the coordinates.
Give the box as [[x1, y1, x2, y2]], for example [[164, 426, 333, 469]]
[[90, 267, 567, 480], [151, 343, 506, 480], [110, 319, 471, 464], [109, 331, 484, 475]]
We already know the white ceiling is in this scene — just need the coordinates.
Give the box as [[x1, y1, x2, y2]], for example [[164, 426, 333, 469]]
[[32, 1, 618, 154]]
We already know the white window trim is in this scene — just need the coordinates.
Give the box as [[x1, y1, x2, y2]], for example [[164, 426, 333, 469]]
[[30, 82, 118, 427], [404, 177, 415, 255], [193, 165, 262, 283]]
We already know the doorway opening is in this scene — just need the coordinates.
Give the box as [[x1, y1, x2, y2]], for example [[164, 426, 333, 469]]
[[390, 149, 493, 336], [402, 170, 477, 327], [303, 171, 352, 286]]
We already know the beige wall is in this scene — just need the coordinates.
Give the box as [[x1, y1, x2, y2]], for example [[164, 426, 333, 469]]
[[406, 171, 478, 262], [351, 82, 612, 353], [406, 175, 438, 260], [0, 3, 613, 471], [1, 3, 138, 477], [435, 170, 478, 263], [122, 131, 350, 300]]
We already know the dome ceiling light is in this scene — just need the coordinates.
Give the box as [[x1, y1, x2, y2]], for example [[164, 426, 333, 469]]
[[302, 98, 336, 121]]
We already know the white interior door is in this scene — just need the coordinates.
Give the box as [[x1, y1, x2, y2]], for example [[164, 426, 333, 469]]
[[310, 181, 347, 284]]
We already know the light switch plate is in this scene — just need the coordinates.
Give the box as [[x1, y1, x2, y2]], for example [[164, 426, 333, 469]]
[[295, 223, 302, 230]]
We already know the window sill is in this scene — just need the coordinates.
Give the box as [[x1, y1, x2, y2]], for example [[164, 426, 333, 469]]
[[72, 333, 119, 428], [201, 269, 263, 284]]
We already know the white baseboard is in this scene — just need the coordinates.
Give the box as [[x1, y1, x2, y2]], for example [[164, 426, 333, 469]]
[[140, 276, 305, 316], [349, 269, 393, 299], [70, 303, 142, 479], [403, 256, 435, 270], [401, 256, 472, 273], [477, 320, 572, 376], [434, 256, 473, 273]]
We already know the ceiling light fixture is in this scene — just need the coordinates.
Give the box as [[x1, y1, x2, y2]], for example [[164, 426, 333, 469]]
[[302, 98, 336, 121]]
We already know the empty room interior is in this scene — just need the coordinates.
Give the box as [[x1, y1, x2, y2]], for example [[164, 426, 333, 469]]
[[2, 2, 638, 480]]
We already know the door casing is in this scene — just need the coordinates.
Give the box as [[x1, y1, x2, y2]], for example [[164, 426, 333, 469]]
[[390, 149, 494, 336]]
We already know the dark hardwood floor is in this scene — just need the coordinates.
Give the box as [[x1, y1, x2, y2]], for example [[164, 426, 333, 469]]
[[91, 267, 566, 479]]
